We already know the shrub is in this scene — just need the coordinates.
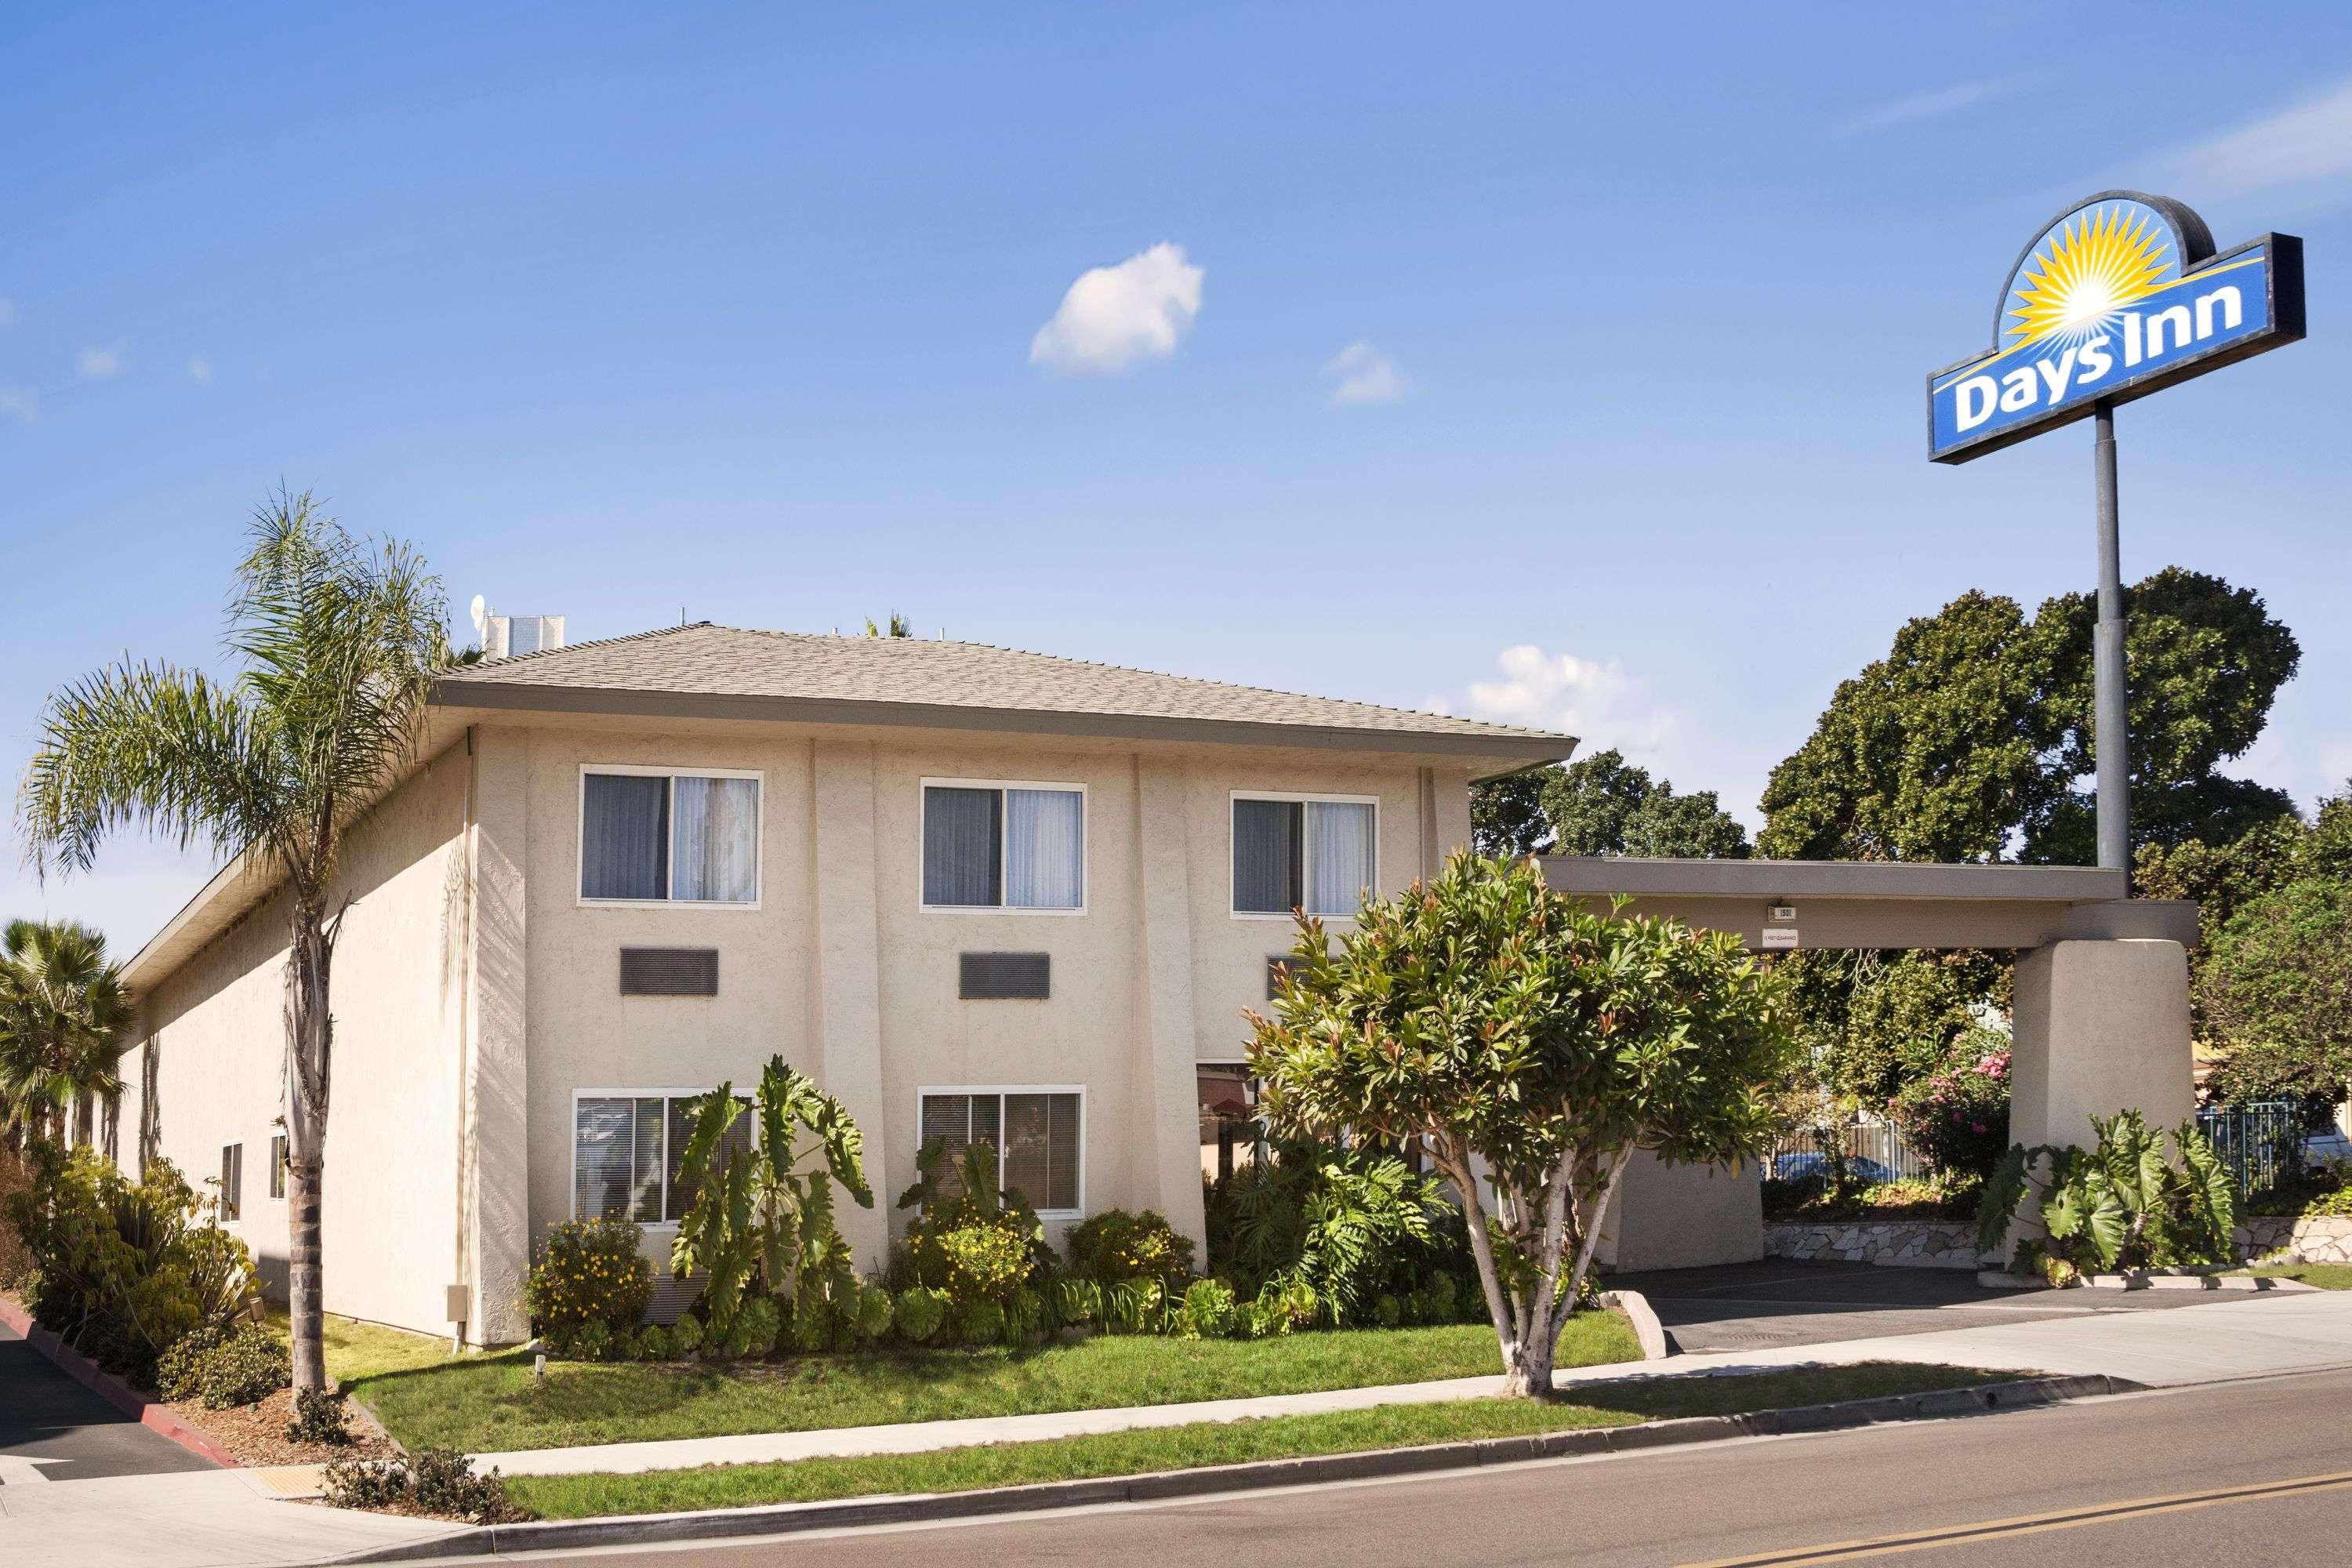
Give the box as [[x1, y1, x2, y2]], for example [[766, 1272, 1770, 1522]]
[[668, 1312, 704, 1356], [524, 1218, 652, 1348], [1886, 1039, 2013, 1184], [732, 1295, 781, 1359], [1979, 1110, 2238, 1283], [155, 1323, 289, 1408], [286, 1385, 353, 1446], [322, 1448, 531, 1524], [1204, 1138, 1468, 1327], [893, 1286, 948, 1345], [630, 1323, 672, 1361], [851, 1283, 895, 1345], [896, 1140, 1051, 1305], [958, 1296, 1005, 1345], [568, 1321, 615, 1363], [1373, 1293, 1403, 1328], [1180, 1278, 1238, 1339], [1053, 1277, 1102, 1329], [7, 1146, 256, 1386], [1065, 1208, 1196, 1290]]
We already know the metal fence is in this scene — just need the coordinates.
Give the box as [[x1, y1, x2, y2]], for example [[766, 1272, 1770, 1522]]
[[1766, 1123, 1934, 1186], [2194, 1098, 2307, 1198]]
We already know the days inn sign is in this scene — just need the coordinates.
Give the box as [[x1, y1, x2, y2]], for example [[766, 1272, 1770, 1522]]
[[1928, 191, 2303, 463]]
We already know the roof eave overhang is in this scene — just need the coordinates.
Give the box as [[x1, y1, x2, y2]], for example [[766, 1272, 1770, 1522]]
[[431, 679, 1573, 775]]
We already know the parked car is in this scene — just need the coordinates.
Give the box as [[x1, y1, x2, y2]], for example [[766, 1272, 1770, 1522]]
[[2305, 1128, 2352, 1168], [1770, 1152, 1895, 1185]]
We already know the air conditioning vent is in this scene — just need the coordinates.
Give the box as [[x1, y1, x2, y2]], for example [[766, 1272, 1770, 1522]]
[[960, 952, 1050, 1000], [619, 947, 719, 996]]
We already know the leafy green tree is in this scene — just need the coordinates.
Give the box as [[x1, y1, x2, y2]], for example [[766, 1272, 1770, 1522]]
[[0, 920, 132, 1148], [18, 492, 454, 1392], [2198, 877, 2352, 1104], [1247, 854, 1795, 1396], [1471, 749, 1748, 860]]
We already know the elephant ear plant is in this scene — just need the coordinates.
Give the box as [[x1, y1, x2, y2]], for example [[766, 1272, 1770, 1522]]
[[1976, 1109, 2238, 1285], [668, 1056, 873, 1351]]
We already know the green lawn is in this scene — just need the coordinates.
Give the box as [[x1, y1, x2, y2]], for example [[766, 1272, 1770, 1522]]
[[2232, 1264, 2352, 1290], [350, 1313, 1642, 1455], [506, 1361, 2016, 1520]]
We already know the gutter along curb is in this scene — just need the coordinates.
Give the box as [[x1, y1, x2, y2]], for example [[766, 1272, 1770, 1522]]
[[0, 1293, 241, 1468], [324, 1373, 2135, 1563]]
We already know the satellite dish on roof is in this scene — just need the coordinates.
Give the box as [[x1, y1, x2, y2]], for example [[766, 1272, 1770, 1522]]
[[469, 594, 488, 641]]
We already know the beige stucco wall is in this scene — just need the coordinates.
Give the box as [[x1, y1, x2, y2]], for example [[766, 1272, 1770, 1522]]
[[2009, 938, 2197, 1149], [118, 743, 472, 1336], [1596, 1151, 1765, 1273], [510, 723, 1475, 1272]]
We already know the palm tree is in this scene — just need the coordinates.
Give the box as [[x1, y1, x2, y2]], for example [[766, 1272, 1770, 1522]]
[[18, 490, 452, 1391], [0, 919, 133, 1148]]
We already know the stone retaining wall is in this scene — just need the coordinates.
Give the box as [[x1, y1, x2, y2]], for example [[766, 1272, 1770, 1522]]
[[2240, 1215, 2352, 1265], [1762, 1220, 1994, 1270]]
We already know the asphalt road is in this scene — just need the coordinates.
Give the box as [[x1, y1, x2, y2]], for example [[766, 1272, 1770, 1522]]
[[0, 1316, 216, 1481], [503, 1367, 2352, 1567], [1605, 1261, 2243, 1353]]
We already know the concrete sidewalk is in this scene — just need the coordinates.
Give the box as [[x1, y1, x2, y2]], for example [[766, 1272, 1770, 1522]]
[[469, 1284, 2352, 1479], [0, 1468, 465, 1568]]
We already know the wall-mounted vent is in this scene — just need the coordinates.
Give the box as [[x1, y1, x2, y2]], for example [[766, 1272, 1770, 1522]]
[[619, 946, 719, 996], [960, 951, 1050, 1000]]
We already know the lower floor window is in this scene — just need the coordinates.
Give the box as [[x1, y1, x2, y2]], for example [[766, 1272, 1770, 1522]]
[[270, 1134, 287, 1200], [220, 1143, 243, 1221], [575, 1092, 751, 1224], [919, 1089, 1081, 1214]]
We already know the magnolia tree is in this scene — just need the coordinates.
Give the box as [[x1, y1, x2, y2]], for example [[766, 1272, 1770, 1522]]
[[1246, 853, 1797, 1397]]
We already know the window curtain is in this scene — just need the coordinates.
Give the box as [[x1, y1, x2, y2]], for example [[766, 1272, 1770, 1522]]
[[583, 774, 670, 899], [664, 1096, 750, 1222], [1003, 1091, 1080, 1211], [1232, 798, 1304, 913], [1005, 789, 1083, 909], [1305, 801, 1375, 916], [673, 776, 760, 902], [919, 1093, 1003, 1199], [575, 1098, 637, 1220], [924, 787, 1003, 906]]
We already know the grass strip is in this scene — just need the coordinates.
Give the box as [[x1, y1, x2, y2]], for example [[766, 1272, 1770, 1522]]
[[506, 1361, 2017, 1520], [352, 1313, 1641, 1454], [2231, 1264, 2352, 1290]]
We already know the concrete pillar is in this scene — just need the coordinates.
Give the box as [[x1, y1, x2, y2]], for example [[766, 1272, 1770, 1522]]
[[811, 740, 891, 1271], [463, 726, 532, 1344], [1595, 1151, 1762, 1273], [2009, 939, 2195, 1152], [1134, 756, 1208, 1257]]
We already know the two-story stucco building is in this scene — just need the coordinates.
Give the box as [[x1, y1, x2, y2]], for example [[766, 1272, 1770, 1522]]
[[111, 622, 1572, 1343]]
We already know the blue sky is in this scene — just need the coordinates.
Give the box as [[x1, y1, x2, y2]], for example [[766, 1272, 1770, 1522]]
[[6, 3, 2351, 953]]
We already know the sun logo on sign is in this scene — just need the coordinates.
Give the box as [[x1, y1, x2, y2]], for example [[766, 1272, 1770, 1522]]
[[2005, 205, 2175, 352]]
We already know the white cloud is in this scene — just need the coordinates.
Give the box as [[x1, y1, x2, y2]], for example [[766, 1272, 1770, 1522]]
[[1838, 71, 2054, 134], [1029, 242, 1203, 375], [0, 387, 35, 423], [1323, 340, 1404, 405], [77, 346, 122, 379], [2165, 74, 2352, 198], [0, 298, 16, 328], [1454, 644, 1682, 760], [187, 354, 212, 383]]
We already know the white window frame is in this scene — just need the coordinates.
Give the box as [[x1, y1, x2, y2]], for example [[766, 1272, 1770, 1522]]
[[219, 1142, 244, 1225], [1229, 790, 1380, 922], [569, 1086, 756, 1232], [918, 777, 1089, 916], [913, 1083, 1087, 1220], [577, 764, 764, 910]]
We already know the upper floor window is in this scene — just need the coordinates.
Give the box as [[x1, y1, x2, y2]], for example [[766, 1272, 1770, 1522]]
[[1232, 793, 1376, 917], [580, 768, 760, 905], [922, 781, 1084, 911]]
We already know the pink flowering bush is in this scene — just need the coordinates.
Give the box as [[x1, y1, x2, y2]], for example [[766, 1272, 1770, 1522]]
[[1886, 1036, 2012, 1183]]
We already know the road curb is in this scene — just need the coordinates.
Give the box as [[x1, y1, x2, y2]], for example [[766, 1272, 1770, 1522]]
[[0, 1293, 243, 1469], [321, 1373, 2137, 1563], [1599, 1290, 1671, 1359]]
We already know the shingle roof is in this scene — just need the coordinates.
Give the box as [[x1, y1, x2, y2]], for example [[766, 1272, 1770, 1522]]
[[434, 622, 1572, 761]]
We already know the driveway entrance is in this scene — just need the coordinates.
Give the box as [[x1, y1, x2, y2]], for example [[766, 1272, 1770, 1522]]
[[1604, 1260, 2261, 1355], [0, 1315, 216, 1482]]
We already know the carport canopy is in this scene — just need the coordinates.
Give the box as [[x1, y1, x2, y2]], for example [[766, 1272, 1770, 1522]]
[[1537, 856, 2197, 951]]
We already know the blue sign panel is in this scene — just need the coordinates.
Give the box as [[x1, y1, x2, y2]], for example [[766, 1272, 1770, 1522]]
[[1929, 192, 2303, 463]]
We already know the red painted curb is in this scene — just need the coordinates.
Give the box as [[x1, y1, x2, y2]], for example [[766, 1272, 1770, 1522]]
[[0, 1294, 241, 1468]]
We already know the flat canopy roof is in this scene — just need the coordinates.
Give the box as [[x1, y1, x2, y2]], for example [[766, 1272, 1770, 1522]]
[[1537, 856, 2198, 951]]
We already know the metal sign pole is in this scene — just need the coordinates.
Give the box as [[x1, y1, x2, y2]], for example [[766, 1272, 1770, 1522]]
[[2092, 400, 2129, 876]]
